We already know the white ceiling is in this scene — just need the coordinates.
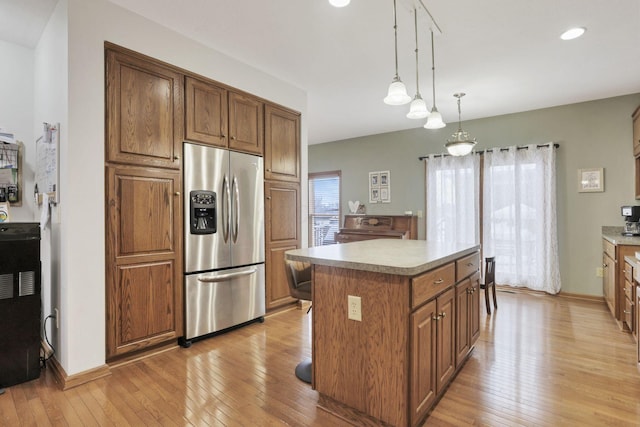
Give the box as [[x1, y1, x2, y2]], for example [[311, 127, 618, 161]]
[[2, 0, 640, 145]]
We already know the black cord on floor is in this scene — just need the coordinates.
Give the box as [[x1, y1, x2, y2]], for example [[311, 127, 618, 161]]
[[40, 314, 56, 369]]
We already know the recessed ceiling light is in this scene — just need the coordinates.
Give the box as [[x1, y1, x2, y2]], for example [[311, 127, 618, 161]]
[[560, 27, 586, 40], [329, 0, 350, 7]]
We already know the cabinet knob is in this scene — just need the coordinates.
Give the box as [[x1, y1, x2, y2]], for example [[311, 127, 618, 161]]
[[266, 196, 271, 200], [434, 278, 444, 284], [221, 134, 226, 138], [603, 263, 608, 268], [266, 168, 271, 172], [432, 314, 442, 321], [175, 192, 180, 196], [440, 312, 446, 318], [231, 136, 236, 140], [174, 155, 180, 160]]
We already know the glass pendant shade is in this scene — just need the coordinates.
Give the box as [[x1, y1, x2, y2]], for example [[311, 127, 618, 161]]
[[407, 95, 429, 119], [384, 78, 411, 105], [329, 0, 350, 7], [424, 108, 445, 129], [445, 93, 477, 156], [445, 132, 476, 156]]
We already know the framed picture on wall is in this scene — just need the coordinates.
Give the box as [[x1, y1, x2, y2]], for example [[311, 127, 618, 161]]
[[370, 188, 380, 203], [578, 168, 604, 193]]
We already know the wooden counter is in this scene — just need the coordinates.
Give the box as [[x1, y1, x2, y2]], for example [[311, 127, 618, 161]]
[[286, 240, 481, 426]]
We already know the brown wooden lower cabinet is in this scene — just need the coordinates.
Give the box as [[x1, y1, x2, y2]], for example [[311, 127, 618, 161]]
[[602, 238, 637, 331], [265, 180, 300, 310], [105, 165, 183, 360]]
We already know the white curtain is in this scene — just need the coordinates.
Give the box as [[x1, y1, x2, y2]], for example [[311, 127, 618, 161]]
[[483, 144, 560, 294], [426, 154, 480, 244]]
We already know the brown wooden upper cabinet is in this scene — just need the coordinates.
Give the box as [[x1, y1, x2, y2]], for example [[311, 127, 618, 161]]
[[633, 105, 640, 199], [265, 104, 300, 182], [185, 76, 264, 155], [106, 48, 183, 169], [633, 105, 640, 157]]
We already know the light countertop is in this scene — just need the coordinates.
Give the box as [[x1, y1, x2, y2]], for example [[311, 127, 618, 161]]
[[602, 226, 640, 246], [285, 239, 480, 276]]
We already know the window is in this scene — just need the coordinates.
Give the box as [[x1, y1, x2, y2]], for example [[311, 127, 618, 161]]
[[425, 144, 560, 294], [308, 171, 341, 247]]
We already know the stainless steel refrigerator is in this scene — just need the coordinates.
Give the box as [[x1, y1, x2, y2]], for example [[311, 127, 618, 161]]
[[182, 142, 265, 345]]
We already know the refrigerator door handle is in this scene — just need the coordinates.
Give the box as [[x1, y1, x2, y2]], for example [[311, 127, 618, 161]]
[[196, 267, 258, 283], [232, 176, 239, 243], [222, 174, 230, 243]]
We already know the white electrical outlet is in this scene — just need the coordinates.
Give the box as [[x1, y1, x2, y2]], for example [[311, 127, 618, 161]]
[[417, 210, 423, 218], [596, 267, 604, 278], [54, 308, 59, 328], [348, 295, 362, 321]]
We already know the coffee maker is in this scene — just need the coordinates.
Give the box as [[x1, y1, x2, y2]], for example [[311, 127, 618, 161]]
[[621, 206, 640, 236]]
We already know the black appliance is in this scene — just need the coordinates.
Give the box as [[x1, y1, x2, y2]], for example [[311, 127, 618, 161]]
[[0, 223, 41, 387], [621, 206, 640, 236]]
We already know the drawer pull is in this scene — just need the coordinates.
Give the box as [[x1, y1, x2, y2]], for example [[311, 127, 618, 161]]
[[434, 278, 444, 284], [467, 262, 474, 267], [624, 310, 631, 314]]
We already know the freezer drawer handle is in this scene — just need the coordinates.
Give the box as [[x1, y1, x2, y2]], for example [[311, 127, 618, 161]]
[[197, 267, 258, 283]]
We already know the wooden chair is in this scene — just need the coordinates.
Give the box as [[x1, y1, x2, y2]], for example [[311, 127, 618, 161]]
[[284, 259, 312, 383], [481, 257, 497, 314]]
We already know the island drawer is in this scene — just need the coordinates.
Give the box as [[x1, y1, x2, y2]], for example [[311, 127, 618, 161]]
[[624, 261, 633, 283], [412, 262, 455, 309], [625, 278, 633, 301], [456, 252, 480, 281], [603, 239, 616, 260]]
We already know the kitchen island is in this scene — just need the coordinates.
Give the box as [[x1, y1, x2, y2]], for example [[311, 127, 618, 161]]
[[286, 239, 481, 427]]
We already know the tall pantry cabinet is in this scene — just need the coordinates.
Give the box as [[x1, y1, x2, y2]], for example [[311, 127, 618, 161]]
[[264, 105, 301, 310], [105, 45, 184, 360]]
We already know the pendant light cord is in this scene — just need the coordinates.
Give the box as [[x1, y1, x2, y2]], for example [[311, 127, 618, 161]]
[[430, 30, 436, 108], [414, 9, 420, 95], [392, 0, 399, 79]]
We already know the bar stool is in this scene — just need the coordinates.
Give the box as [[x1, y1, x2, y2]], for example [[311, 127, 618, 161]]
[[481, 257, 497, 314], [285, 259, 312, 383]]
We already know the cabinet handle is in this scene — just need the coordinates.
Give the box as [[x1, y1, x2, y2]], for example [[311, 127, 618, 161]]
[[231, 136, 236, 140], [432, 314, 441, 321], [266, 168, 271, 172], [174, 155, 180, 160], [221, 134, 226, 138], [624, 310, 631, 314], [266, 196, 271, 200], [440, 312, 446, 318], [175, 192, 180, 196], [434, 278, 444, 284], [603, 263, 608, 268], [467, 262, 474, 267]]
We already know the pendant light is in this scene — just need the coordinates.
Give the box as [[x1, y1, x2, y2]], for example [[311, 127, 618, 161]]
[[384, 0, 411, 106], [424, 30, 446, 129], [329, 0, 350, 7], [406, 9, 428, 119], [445, 93, 477, 156]]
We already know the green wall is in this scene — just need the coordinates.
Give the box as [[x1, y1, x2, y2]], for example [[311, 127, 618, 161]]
[[309, 93, 640, 296]]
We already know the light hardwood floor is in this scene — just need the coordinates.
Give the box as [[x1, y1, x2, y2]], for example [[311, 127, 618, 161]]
[[1, 290, 640, 426]]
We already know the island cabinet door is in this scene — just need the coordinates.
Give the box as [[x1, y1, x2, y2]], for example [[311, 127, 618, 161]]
[[436, 287, 456, 392], [455, 279, 470, 367], [469, 271, 481, 345], [410, 299, 437, 425]]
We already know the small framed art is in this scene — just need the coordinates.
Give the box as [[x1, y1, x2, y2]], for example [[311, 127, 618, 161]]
[[578, 168, 604, 193]]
